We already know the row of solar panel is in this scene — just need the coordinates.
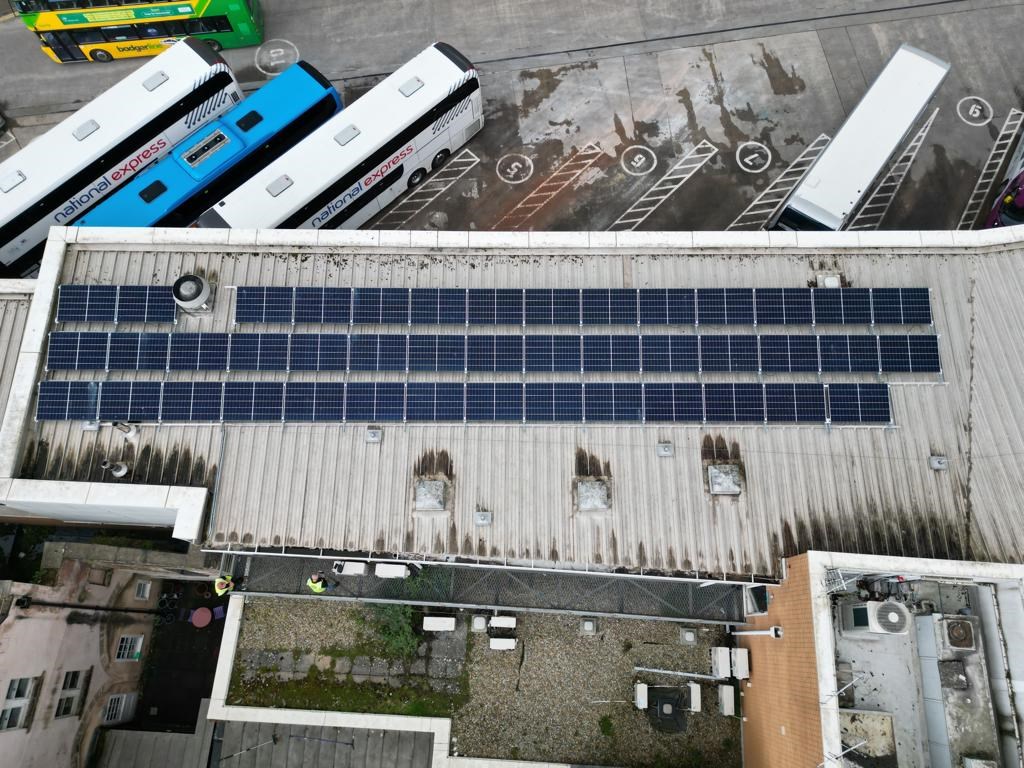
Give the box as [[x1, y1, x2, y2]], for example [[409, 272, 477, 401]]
[[56, 285, 176, 324], [45, 331, 941, 375], [232, 286, 932, 326], [35, 380, 891, 424]]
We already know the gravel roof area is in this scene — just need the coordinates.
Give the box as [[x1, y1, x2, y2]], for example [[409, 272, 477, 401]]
[[234, 596, 362, 653], [452, 614, 741, 767]]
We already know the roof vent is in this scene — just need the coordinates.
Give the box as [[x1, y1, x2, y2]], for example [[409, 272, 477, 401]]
[[929, 455, 948, 471], [0, 170, 26, 194], [172, 274, 213, 313], [575, 478, 611, 513], [816, 273, 841, 289], [656, 441, 674, 457], [334, 125, 360, 146], [413, 478, 448, 515], [707, 464, 741, 495], [399, 76, 424, 97], [473, 509, 492, 526], [142, 71, 168, 92], [100, 459, 129, 478], [73, 120, 99, 142]]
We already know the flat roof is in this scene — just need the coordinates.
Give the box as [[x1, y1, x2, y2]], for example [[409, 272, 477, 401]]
[[9, 226, 1024, 578]]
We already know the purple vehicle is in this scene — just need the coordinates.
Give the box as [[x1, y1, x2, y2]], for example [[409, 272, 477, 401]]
[[985, 142, 1024, 228]]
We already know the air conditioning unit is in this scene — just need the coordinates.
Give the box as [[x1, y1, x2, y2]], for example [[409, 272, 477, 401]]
[[841, 601, 910, 635]]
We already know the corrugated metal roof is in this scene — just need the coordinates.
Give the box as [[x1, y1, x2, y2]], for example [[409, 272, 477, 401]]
[[30, 242, 1024, 577], [0, 290, 31, 423]]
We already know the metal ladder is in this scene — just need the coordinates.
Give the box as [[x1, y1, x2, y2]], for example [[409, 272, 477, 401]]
[[957, 108, 1024, 230]]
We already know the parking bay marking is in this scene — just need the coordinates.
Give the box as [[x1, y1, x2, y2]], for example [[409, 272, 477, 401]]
[[606, 140, 717, 232], [726, 134, 830, 231], [373, 148, 480, 229], [492, 143, 603, 230], [957, 108, 1024, 230], [848, 108, 938, 231]]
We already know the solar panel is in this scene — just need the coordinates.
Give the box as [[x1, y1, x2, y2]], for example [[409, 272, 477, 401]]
[[293, 287, 353, 324], [908, 335, 941, 373], [46, 333, 83, 370], [696, 289, 726, 325], [55, 285, 117, 323], [35, 379, 893, 425], [878, 335, 911, 373], [410, 288, 467, 325], [107, 333, 140, 370], [116, 286, 176, 323]]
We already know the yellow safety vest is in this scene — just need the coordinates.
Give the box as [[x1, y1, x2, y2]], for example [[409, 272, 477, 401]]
[[307, 577, 327, 593], [214, 577, 233, 597]]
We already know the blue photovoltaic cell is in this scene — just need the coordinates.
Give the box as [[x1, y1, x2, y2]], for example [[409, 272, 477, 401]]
[[639, 289, 668, 325], [849, 336, 879, 372], [725, 289, 755, 325], [258, 334, 289, 371], [46, 333, 80, 370], [871, 289, 902, 325], [468, 290, 495, 325], [235, 287, 266, 323], [700, 335, 729, 372], [68, 381, 101, 420], [879, 336, 911, 373], [610, 289, 638, 325], [730, 335, 759, 371], [583, 383, 614, 421], [670, 336, 699, 372], [408, 335, 437, 371], [380, 289, 409, 324], [37, 381, 71, 419], [107, 333, 139, 370], [288, 334, 319, 371], [466, 335, 493, 371], [378, 334, 407, 370], [704, 383, 735, 421], [758, 335, 788, 373], [378, 383, 406, 421], [264, 288, 294, 323], [348, 334, 378, 370], [314, 382, 345, 421], [223, 382, 256, 420], [908, 335, 940, 373], [253, 382, 284, 420], [351, 289, 381, 324], [320, 334, 349, 370], [754, 288, 784, 325], [765, 383, 797, 423], [228, 334, 259, 370], [99, 381, 161, 421], [813, 290, 844, 325], [85, 286, 117, 323], [856, 383, 892, 422], [734, 383, 764, 421], [582, 336, 612, 372], [696, 289, 726, 325], [641, 335, 670, 372], [842, 289, 872, 325], [436, 383, 464, 420], [55, 286, 91, 323], [611, 335, 640, 372], [525, 290, 554, 325], [784, 289, 813, 325], [819, 335, 849, 373], [284, 382, 315, 421], [323, 288, 352, 323], [614, 383, 642, 421], [406, 383, 435, 421], [161, 382, 195, 420], [788, 336, 819, 372], [437, 335, 466, 371], [525, 335, 554, 372], [673, 383, 703, 422], [467, 384, 496, 421], [293, 287, 325, 324], [899, 288, 931, 325], [827, 383, 861, 422], [345, 382, 374, 420], [69, 333, 106, 370], [795, 384, 827, 422], [582, 290, 608, 325], [667, 289, 696, 325], [644, 383, 673, 421], [116, 286, 175, 323]]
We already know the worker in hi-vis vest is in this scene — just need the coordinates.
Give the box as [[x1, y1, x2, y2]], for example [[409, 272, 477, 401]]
[[214, 575, 234, 597], [307, 571, 337, 594]]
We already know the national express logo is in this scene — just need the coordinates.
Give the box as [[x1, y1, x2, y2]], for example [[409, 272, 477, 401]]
[[311, 144, 415, 227], [53, 138, 168, 223]]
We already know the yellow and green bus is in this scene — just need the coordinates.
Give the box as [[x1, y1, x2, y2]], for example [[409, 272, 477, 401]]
[[8, 1, 264, 63]]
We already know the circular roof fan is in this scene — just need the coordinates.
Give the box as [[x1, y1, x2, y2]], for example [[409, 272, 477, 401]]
[[876, 604, 909, 634], [946, 619, 975, 648]]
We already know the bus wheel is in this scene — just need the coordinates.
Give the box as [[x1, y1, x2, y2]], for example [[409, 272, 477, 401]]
[[431, 149, 450, 170], [206, 40, 223, 52], [90, 50, 113, 62], [408, 168, 428, 188]]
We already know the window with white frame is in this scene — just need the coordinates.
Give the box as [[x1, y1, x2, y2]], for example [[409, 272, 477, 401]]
[[134, 580, 152, 601], [115, 635, 144, 662], [102, 693, 135, 724], [1, 677, 34, 730], [54, 671, 84, 719]]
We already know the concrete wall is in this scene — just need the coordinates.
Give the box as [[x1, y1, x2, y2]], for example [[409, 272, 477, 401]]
[[0, 558, 157, 768], [738, 554, 824, 768]]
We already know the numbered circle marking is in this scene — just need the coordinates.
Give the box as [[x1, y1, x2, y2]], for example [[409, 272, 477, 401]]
[[255, 39, 300, 77], [736, 141, 772, 174], [620, 145, 657, 176], [496, 153, 534, 185], [957, 96, 993, 127]]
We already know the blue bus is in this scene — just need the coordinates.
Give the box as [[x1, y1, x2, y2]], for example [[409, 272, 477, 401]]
[[76, 61, 341, 229]]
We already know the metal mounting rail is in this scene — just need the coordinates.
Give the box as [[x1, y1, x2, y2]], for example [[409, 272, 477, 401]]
[[848, 108, 938, 231], [492, 143, 603, 230], [727, 133, 830, 231], [957, 108, 1024, 230], [608, 139, 718, 231], [373, 148, 480, 230]]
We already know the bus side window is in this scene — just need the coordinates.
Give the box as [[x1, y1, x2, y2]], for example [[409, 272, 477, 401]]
[[164, 21, 186, 37], [72, 28, 107, 45], [184, 16, 233, 35], [102, 25, 137, 43], [135, 23, 167, 39]]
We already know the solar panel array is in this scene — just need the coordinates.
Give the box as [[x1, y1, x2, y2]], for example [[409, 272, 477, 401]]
[[45, 331, 942, 374], [234, 287, 933, 326], [56, 285, 176, 324], [36, 380, 891, 424]]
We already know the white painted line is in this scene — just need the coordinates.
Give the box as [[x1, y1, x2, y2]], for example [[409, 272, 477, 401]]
[[373, 148, 480, 229], [736, 141, 772, 173], [254, 39, 299, 77], [496, 153, 534, 184], [620, 145, 657, 176], [727, 133, 831, 231], [957, 95, 993, 127], [0, 134, 16, 151], [492, 143, 603, 230], [957, 108, 1024, 230], [848, 108, 938, 231], [607, 140, 717, 232]]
